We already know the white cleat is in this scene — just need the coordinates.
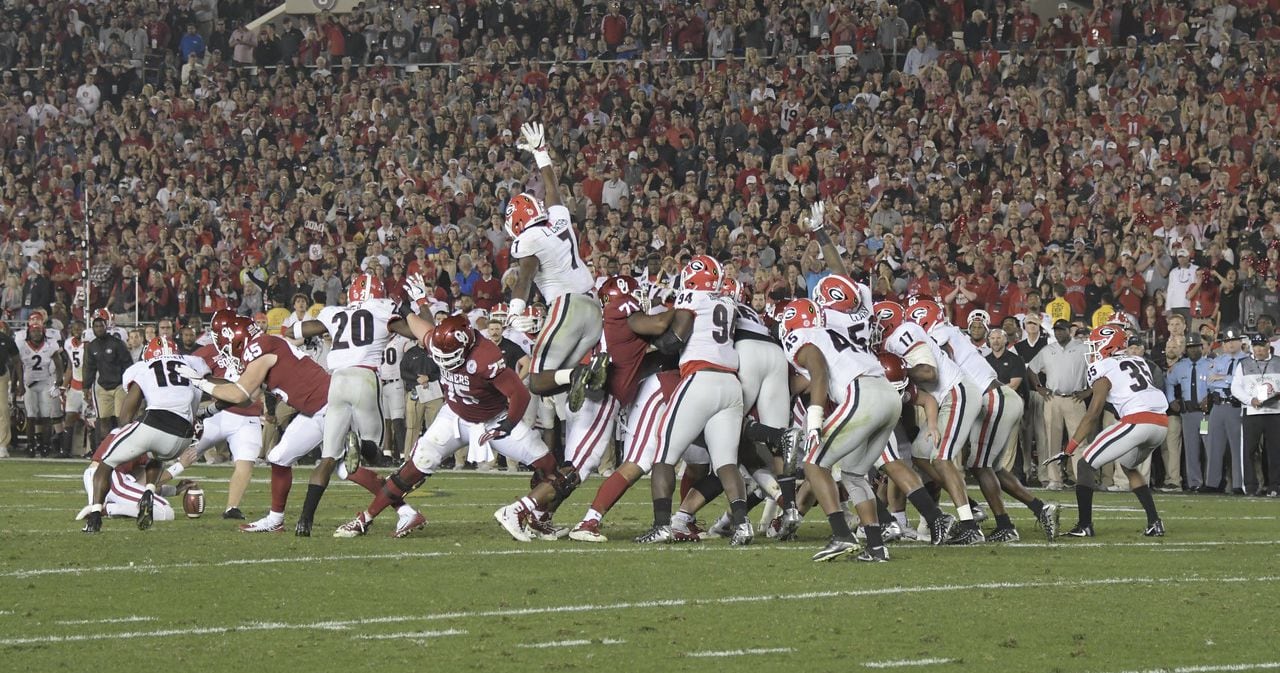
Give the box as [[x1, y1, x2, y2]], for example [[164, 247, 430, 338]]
[[568, 519, 607, 543], [392, 510, 427, 539], [494, 503, 532, 542], [239, 515, 285, 533], [334, 512, 372, 538]]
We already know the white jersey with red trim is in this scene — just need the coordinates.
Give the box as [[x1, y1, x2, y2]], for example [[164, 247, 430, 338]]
[[379, 334, 413, 381], [883, 322, 965, 403], [65, 337, 86, 389], [675, 290, 738, 374], [782, 326, 884, 404], [317, 298, 401, 370], [734, 302, 773, 339], [122, 355, 211, 421], [931, 324, 997, 389], [17, 335, 59, 384], [1088, 355, 1167, 418], [509, 204, 593, 299], [823, 309, 876, 353], [503, 328, 535, 355]]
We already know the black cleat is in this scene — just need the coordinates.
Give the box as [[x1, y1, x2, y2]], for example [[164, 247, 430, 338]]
[[567, 352, 610, 412], [222, 507, 245, 520], [295, 519, 312, 537], [856, 545, 890, 562], [82, 510, 102, 534], [1066, 523, 1095, 537], [929, 513, 957, 546], [946, 526, 986, 545], [136, 490, 154, 530], [1036, 503, 1060, 540], [987, 527, 1020, 543], [1143, 519, 1165, 537]]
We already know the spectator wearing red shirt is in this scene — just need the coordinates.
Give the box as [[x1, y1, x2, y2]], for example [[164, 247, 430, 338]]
[[471, 260, 503, 311], [1062, 261, 1088, 317]]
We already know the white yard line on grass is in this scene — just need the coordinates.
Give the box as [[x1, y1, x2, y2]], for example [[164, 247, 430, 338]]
[[864, 658, 958, 668], [55, 616, 155, 625], [4, 541, 1280, 579], [351, 629, 467, 640], [516, 639, 626, 649], [1, 574, 1276, 648], [1094, 663, 1280, 673], [687, 648, 795, 657]]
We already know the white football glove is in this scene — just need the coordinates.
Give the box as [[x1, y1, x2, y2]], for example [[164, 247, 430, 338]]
[[404, 273, 430, 306], [174, 364, 215, 393], [48, 386, 64, 399], [807, 201, 827, 232], [507, 313, 536, 333], [517, 122, 545, 153]]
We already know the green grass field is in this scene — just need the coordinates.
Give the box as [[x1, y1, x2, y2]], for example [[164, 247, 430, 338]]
[[1, 459, 1277, 673]]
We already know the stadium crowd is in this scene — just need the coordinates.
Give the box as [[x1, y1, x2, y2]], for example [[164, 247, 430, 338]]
[[1, 0, 1279, 494]]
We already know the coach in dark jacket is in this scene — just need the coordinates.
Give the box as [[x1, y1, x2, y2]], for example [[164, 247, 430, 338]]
[[83, 317, 133, 445]]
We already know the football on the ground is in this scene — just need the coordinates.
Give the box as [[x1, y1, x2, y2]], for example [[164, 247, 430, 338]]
[[183, 488, 205, 518]]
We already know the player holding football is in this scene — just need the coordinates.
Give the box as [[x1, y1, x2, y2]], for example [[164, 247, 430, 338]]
[[82, 336, 208, 533], [504, 122, 607, 411], [1048, 324, 1168, 538], [332, 315, 580, 541]]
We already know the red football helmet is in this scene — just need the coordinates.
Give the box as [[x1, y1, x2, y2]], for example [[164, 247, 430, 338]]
[[721, 276, 742, 302], [906, 299, 946, 334], [489, 302, 510, 326], [598, 275, 643, 317], [878, 351, 909, 392], [778, 298, 825, 335], [92, 308, 114, 327], [680, 255, 722, 292], [209, 309, 236, 337], [1087, 323, 1128, 362], [213, 315, 260, 367], [522, 304, 547, 334], [348, 273, 387, 304], [872, 301, 906, 349], [429, 315, 476, 370], [504, 193, 548, 237], [143, 336, 180, 361], [813, 274, 863, 313]]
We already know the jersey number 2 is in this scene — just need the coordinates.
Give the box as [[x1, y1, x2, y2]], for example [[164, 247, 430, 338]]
[[332, 310, 375, 350]]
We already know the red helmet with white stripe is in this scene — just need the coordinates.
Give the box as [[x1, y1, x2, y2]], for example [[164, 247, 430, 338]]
[[598, 275, 643, 318], [348, 273, 387, 304], [522, 304, 546, 334], [906, 299, 946, 334], [778, 298, 825, 336], [143, 336, 180, 361], [813, 274, 862, 313], [92, 308, 114, 328], [680, 255, 722, 292], [429, 315, 475, 371], [721, 276, 742, 302], [1087, 323, 1128, 363], [489, 302, 510, 325], [871, 301, 905, 350], [504, 193, 548, 237]]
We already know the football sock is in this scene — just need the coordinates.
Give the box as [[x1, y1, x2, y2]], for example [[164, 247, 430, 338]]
[[744, 490, 765, 511], [1133, 485, 1159, 525], [679, 470, 697, 500], [924, 479, 942, 502], [583, 508, 603, 524], [1027, 498, 1046, 517], [1075, 483, 1094, 526], [299, 484, 326, 523], [875, 497, 893, 526], [589, 472, 631, 517], [893, 510, 909, 528], [729, 498, 748, 527], [863, 524, 884, 548], [653, 497, 672, 527], [346, 467, 384, 496], [750, 468, 781, 498], [673, 510, 694, 527], [828, 511, 853, 540], [906, 488, 943, 525], [270, 464, 292, 513], [778, 476, 797, 508], [995, 513, 1013, 529], [368, 463, 427, 518], [956, 503, 975, 521]]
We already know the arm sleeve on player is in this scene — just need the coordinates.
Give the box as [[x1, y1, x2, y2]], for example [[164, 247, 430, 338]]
[[492, 367, 531, 423]]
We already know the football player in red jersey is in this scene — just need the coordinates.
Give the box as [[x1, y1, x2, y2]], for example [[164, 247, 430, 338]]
[[179, 315, 421, 536], [333, 316, 581, 541]]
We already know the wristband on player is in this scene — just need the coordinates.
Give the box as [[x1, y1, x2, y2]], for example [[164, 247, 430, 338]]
[[1064, 439, 1079, 455], [806, 405, 825, 432], [192, 378, 215, 394], [532, 149, 552, 169]]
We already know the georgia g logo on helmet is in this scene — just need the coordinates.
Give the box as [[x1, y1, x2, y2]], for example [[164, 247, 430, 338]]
[[909, 306, 929, 323]]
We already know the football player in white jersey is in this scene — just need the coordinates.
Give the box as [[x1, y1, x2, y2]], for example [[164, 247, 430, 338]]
[[82, 336, 210, 533], [271, 273, 435, 534], [505, 122, 607, 412], [912, 300, 1058, 542], [379, 332, 414, 465], [60, 318, 89, 458], [634, 256, 753, 545], [1047, 324, 1168, 538], [13, 313, 65, 457], [874, 300, 987, 543], [778, 299, 902, 562]]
